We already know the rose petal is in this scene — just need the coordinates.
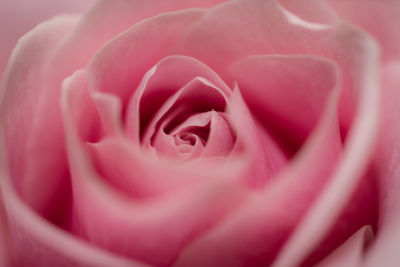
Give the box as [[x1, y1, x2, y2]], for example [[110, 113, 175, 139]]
[[363, 62, 400, 267], [174, 85, 342, 266], [0, 135, 147, 267], [316, 226, 373, 267], [0, 15, 78, 214], [59, 69, 102, 143], [88, 10, 206, 106], [229, 55, 339, 155], [272, 25, 380, 267], [0, 187, 10, 267], [140, 77, 228, 147], [13, 7, 206, 224], [227, 88, 287, 188], [92, 92, 124, 138], [277, 0, 338, 24], [49, 0, 227, 87], [125, 55, 231, 143], [201, 111, 236, 157], [0, 0, 95, 78], [61, 71, 249, 266], [326, 0, 400, 61], [174, 0, 374, 130], [301, 168, 378, 266]]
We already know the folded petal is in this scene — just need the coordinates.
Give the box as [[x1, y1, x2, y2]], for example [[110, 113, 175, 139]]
[[0, 171, 149, 267], [277, 0, 338, 24], [273, 25, 380, 267], [316, 226, 373, 267], [88, 10, 206, 106], [61, 68, 249, 266], [125, 55, 230, 143], [229, 55, 339, 155], [174, 0, 376, 130], [227, 88, 287, 188], [174, 86, 342, 266], [50, 0, 227, 85]]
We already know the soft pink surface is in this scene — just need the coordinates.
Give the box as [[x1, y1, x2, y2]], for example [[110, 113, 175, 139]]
[[363, 62, 400, 267], [0, 0, 397, 266], [0, 0, 96, 79]]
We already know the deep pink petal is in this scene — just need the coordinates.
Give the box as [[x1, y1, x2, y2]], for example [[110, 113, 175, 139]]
[[227, 88, 287, 188], [326, 0, 400, 61], [229, 55, 339, 154], [139, 77, 228, 147], [315, 226, 373, 267], [0, 187, 10, 267], [174, 86, 342, 267], [125, 55, 231, 143]]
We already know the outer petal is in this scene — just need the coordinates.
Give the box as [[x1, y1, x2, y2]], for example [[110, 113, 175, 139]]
[[363, 62, 400, 267], [229, 55, 339, 155], [0, 166, 149, 267], [0, 15, 79, 216], [325, 0, 400, 61], [0, 0, 95, 78], [50, 0, 227, 87], [0, 185, 10, 267], [273, 24, 380, 267], [88, 10, 207, 106]]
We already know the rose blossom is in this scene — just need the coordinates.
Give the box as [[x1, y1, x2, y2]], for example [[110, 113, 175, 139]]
[[0, 0, 399, 266]]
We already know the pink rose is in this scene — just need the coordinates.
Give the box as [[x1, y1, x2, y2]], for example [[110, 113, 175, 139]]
[[0, 0, 399, 266]]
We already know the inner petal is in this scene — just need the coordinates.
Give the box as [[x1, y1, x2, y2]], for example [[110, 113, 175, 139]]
[[151, 110, 235, 160], [141, 77, 228, 149]]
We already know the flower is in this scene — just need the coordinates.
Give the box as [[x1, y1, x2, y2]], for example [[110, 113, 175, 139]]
[[0, 0, 399, 266]]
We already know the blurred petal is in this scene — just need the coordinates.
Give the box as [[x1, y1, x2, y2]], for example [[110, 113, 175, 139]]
[[273, 24, 380, 267], [277, 0, 338, 24], [326, 0, 400, 61], [316, 226, 373, 267], [0, 0, 95, 78], [364, 62, 400, 267], [0, 15, 78, 214]]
